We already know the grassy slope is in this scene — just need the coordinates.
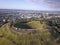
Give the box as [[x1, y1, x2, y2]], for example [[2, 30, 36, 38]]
[[0, 23, 60, 45], [27, 21, 45, 30]]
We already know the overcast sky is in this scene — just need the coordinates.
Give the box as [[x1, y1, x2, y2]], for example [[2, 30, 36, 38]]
[[0, 0, 60, 11]]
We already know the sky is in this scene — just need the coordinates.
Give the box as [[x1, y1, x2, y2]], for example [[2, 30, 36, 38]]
[[0, 0, 60, 11]]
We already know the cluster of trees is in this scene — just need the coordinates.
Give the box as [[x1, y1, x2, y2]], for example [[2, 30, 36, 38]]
[[45, 18, 60, 44], [46, 18, 60, 32]]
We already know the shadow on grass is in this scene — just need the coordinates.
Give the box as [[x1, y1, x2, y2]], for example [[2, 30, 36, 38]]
[[14, 22, 32, 29]]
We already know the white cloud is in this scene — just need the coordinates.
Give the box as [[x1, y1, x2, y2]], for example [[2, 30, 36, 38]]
[[24, 0, 60, 10]]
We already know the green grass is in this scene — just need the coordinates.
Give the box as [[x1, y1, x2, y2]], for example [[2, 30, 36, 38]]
[[0, 23, 60, 45], [27, 21, 45, 30], [0, 37, 14, 45]]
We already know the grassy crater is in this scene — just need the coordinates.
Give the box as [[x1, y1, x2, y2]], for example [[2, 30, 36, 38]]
[[13, 21, 45, 29]]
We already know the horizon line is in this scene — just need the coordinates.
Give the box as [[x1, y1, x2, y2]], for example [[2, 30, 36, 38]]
[[0, 8, 60, 11]]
